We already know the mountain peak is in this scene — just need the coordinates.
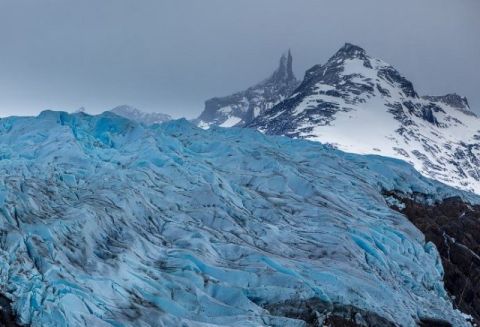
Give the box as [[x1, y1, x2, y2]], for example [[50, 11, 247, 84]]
[[249, 43, 480, 193], [270, 49, 295, 83], [110, 105, 172, 125], [335, 43, 368, 59], [111, 105, 141, 116], [196, 49, 299, 129]]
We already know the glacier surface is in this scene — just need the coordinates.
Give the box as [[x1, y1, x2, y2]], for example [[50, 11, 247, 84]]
[[0, 111, 476, 326]]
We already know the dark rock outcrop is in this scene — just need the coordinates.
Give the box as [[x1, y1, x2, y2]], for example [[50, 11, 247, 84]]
[[256, 297, 397, 327], [0, 294, 20, 327], [385, 192, 480, 326], [422, 94, 474, 116]]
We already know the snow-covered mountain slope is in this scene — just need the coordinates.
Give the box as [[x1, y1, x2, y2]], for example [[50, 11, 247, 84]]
[[196, 51, 299, 129], [110, 105, 172, 125], [249, 43, 480, 194], [0, 110, 476, 326]]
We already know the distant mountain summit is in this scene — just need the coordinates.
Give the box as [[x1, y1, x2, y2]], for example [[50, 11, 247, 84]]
[[196, 50, 299, 128], [247, 43, 480, 193], [110, 105, 172, 125]]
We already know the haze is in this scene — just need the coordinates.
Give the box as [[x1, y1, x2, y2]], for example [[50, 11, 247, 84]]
[[0, 0, 479, 118]]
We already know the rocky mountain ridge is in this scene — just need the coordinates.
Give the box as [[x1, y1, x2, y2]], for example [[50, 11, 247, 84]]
[[195, 50, 299, 128], [110, 105, 172, 125], [248, 43, 480, 193]]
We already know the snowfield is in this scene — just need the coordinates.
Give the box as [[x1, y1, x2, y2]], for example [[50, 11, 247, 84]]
[[0, 110, 476, 326]]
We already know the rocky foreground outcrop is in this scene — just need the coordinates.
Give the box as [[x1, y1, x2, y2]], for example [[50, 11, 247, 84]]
[[385, 192, 480, 326]]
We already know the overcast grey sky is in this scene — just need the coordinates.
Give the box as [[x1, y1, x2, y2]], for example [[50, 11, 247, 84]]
[[0, 0, 479, 118]]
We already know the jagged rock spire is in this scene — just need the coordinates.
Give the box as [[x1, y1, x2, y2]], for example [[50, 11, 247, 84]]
[[196, 49, 299, 128], [286, 49, 294, 80], [271, 49, 296, 83]]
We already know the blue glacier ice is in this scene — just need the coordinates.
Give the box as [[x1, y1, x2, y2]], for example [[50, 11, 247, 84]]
[[0, 110, 477, 326]]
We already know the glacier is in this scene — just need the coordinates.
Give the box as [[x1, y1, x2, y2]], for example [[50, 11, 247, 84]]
[[0, 110, 477, 326]]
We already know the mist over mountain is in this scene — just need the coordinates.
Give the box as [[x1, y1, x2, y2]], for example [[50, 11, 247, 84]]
[[0, 1, 478, 118]]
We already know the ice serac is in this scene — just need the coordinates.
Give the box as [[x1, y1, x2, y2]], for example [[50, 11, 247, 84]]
[[110, 105, 172, 125], [195, 50, 299, 129], [248, 43, 480, 194], [0, 110, 477, 326]]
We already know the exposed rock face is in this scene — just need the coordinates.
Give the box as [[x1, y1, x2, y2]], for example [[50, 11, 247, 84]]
[[110, 105, 172, 125], [322, 316, 363, 327], [262, 298, 397, 327], [248, 43, 480, 194], [0, 294, 20, 327], [422, 94, 472, 115], [195, 50, 299, 128], [385, 192, 480, 326]]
